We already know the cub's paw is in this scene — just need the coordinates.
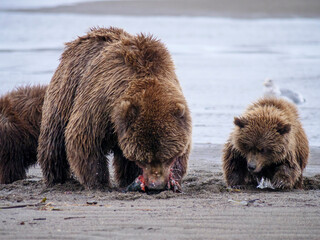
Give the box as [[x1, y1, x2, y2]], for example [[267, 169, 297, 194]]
[[272, 172, 293, 189]]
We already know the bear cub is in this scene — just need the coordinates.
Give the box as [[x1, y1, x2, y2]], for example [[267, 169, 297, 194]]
[[222, 97, 309, 189]]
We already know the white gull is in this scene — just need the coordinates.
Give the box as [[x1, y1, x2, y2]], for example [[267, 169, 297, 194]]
[[263, 79, 306, 104]]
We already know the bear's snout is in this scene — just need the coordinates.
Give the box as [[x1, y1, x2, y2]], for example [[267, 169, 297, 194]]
[[247, 162, 257, 172], [143, 166, 170, 190], [144, 171, 169, 190]]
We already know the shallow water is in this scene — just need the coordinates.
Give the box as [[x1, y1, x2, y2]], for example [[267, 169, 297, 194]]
[[0, 0, 107, 10], [0, 6, 319, 146]]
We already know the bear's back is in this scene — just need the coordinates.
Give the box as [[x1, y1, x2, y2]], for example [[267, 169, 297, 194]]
[[8, 85, 46, 130]]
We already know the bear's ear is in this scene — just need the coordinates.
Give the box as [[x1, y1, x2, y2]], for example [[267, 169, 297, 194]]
[[119, 100, 139, 124], [175, 103, 185, 118], [276, 123, 291, 135], [234, 117, 247, 128]]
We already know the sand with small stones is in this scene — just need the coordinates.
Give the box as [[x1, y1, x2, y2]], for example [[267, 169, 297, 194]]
[[1, 144, 320, 239]]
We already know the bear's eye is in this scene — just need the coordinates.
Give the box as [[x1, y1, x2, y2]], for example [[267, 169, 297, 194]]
[[240, 143, 251, 152], [257, 148, 266, 154]]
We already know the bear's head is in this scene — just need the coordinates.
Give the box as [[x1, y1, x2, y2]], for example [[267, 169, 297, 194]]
[[113, 83, 192, 190], [232, 108, 291, 175]]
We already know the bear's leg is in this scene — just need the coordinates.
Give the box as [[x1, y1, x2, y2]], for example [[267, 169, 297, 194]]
[[171, 143, 190, 185], [164, 152, 189, 192], [113, 147, 142, 188], [0, 99, 37, 184], [0, 129, 27, 183], [294, 175, 304, 189], [222, 141, 255, 187], [65, 107, 110, 190], [0, 151, 26, 184], [38, 113, 71, 186], [295, 145, 309, 189], [272, 160, 301, 189]]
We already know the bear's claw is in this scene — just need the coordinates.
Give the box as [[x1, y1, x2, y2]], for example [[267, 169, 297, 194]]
[[229, 185, 249, 190], [272, 179, 287, 189], [272, 170, 293, 189], [167, 175, 182, 193]]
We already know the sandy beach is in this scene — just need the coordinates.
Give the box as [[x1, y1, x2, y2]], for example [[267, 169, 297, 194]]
[[1, 0, 320, 239], [1, 144, 320, 239]]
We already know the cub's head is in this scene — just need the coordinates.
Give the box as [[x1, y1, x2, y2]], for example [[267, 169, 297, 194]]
[[113, 84, 192, 190], [232, 109, 291, 174]]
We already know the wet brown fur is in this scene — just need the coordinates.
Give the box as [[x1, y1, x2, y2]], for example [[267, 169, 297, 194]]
[[0, 85, 47, 183], [37, 27, 192, 190], [222, 97, 309, 189]]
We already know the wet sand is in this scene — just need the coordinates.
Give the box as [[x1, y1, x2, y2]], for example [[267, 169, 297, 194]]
[[12, 0, 320, 18], [1, 144, 320, 239]]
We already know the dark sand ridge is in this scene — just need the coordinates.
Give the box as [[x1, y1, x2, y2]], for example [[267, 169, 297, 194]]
[[9, 0, 320, 18], [1, 144, 320, 239]]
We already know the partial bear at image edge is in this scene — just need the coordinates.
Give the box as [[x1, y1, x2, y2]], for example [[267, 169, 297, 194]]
[[0, 85, 47, 184], [222, 97, 309, 190]]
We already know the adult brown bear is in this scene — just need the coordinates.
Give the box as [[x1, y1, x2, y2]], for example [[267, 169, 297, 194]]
[[37, 27, 192, 192], [0, 85, 46, 183], [222, 97, 309, 189]]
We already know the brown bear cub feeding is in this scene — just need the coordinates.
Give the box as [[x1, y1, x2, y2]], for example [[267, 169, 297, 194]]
[[222, 97, 309, 189], [37, 27, 192, 192], [0, 85, 47, 184]]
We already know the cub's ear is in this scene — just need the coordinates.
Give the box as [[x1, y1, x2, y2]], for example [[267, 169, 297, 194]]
[[119, 100, 139, 124], [175, 103, 185, 118], [277, 123, 291, 135], [234, 117, 247, 128]]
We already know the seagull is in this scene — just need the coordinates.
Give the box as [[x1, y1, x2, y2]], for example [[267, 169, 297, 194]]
[[263, 79, 306, 104]]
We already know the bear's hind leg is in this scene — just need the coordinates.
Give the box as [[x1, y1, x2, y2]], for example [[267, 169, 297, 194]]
[[0, 130, 27, 184], [0, 99, 35, 183], [65, 106, 111, 190], [38, 118, 71, 186], [0, 151, 26, 184]]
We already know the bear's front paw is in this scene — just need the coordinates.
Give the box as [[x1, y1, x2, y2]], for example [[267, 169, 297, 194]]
[[272, 173, 293, 189], [167, 175, 182, 193]]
